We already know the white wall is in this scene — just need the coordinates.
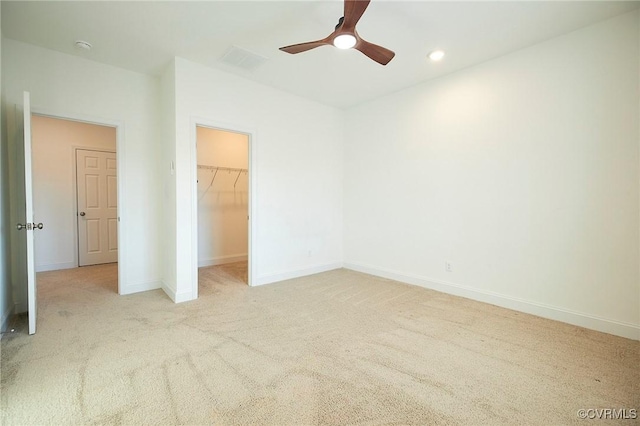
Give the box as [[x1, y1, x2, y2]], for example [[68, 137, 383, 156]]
[[196, 127, 248, 267], [160, 60, 177, 297], [344, 11, 640, 339], [0, 9, 13, 331], [31, 115, 116, 271], [165, 57, 344, 301], [2, 38, 163, 297]]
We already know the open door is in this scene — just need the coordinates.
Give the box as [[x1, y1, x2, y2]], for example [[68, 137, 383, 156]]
[[23, 92, 39, 335], [9, 92, 40, 335]]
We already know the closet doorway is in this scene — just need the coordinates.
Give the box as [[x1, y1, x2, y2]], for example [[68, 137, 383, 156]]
[[196, 125, 250, 286]]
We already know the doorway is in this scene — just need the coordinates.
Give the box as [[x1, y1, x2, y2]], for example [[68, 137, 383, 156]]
[[195, 125, 250, 287], [31, 115, 118, 276]]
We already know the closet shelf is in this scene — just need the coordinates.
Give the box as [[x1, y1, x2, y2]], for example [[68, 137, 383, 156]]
[[197, 164, 248, 194], [197, 164, 247, 173]]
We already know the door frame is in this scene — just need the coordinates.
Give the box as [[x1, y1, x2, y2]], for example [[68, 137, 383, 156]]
[[190, 117, 257, 297], [31, 107, 125, 295]]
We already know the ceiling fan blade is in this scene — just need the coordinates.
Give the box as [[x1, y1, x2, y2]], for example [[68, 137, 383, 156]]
[[279, 39, 331, 54], [342, 0, 371, 30], [355, 38, 395, 65]]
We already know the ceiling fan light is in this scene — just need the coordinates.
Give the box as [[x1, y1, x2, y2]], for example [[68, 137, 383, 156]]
[[334, 34, 357, 50]]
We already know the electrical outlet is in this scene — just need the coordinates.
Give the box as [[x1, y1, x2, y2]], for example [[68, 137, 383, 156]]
[[445, 261, 453, 272]]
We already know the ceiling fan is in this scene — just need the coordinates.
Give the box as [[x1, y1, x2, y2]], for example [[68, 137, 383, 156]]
[[279, 0, 395, 66]]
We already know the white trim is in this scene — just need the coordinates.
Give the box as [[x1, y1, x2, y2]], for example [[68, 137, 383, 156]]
[[35, 262, 76, 272], [120, 280, 162, 295], [174, 291, 194, 303], [344, 262, 640, 341], [30, 107, 126, 295], [31, 108, 122, 128], [198, 254, 248, 268], [190, 117, 257, 298], [161, 281, 192, 303], [161, 281, 177, 302], [256, 262, 343, 287]]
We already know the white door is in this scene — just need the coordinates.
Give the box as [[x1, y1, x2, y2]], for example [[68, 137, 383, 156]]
[[76, 149, 118, 266], [9, 92, 39, 335]]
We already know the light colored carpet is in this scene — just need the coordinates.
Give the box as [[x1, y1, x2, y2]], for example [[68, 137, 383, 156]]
[[1, 263, 638, 425]]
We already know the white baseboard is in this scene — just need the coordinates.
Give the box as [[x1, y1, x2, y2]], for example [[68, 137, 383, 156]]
[[344, 262, 640, 341], [198, 254, 247, 268], [1, 303, 14, 333], [120, 280, 162, 295], [173, 291, 194, 303], [161, 281, 176, 302], [36, 261, 76, 272], [14, 301, 28, 315], [255, 262, 343, 287], [161, 281, 194, 303]]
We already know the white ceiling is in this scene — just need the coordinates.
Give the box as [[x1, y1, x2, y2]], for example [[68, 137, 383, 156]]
[[2, 1, 638, 109]]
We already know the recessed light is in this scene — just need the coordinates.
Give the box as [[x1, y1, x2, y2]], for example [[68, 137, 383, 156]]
[[75, 40, 92, 51], [428, 50, 445, 61]]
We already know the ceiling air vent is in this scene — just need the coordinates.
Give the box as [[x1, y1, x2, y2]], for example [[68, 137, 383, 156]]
[[219, 46, 268, 72]]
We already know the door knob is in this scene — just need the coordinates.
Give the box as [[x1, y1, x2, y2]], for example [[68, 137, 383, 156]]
[[16, 223, 43, 230], [79, 212, 86, 216]]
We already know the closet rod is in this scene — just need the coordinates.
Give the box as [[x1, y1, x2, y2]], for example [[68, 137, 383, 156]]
[[197, 164, 248, 173]]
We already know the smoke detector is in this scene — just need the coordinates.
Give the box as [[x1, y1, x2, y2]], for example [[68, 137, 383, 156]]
[[75, 40, 92, 50]]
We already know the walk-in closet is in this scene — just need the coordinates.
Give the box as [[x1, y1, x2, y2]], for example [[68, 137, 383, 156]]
[[196, 126, 249, 284]]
